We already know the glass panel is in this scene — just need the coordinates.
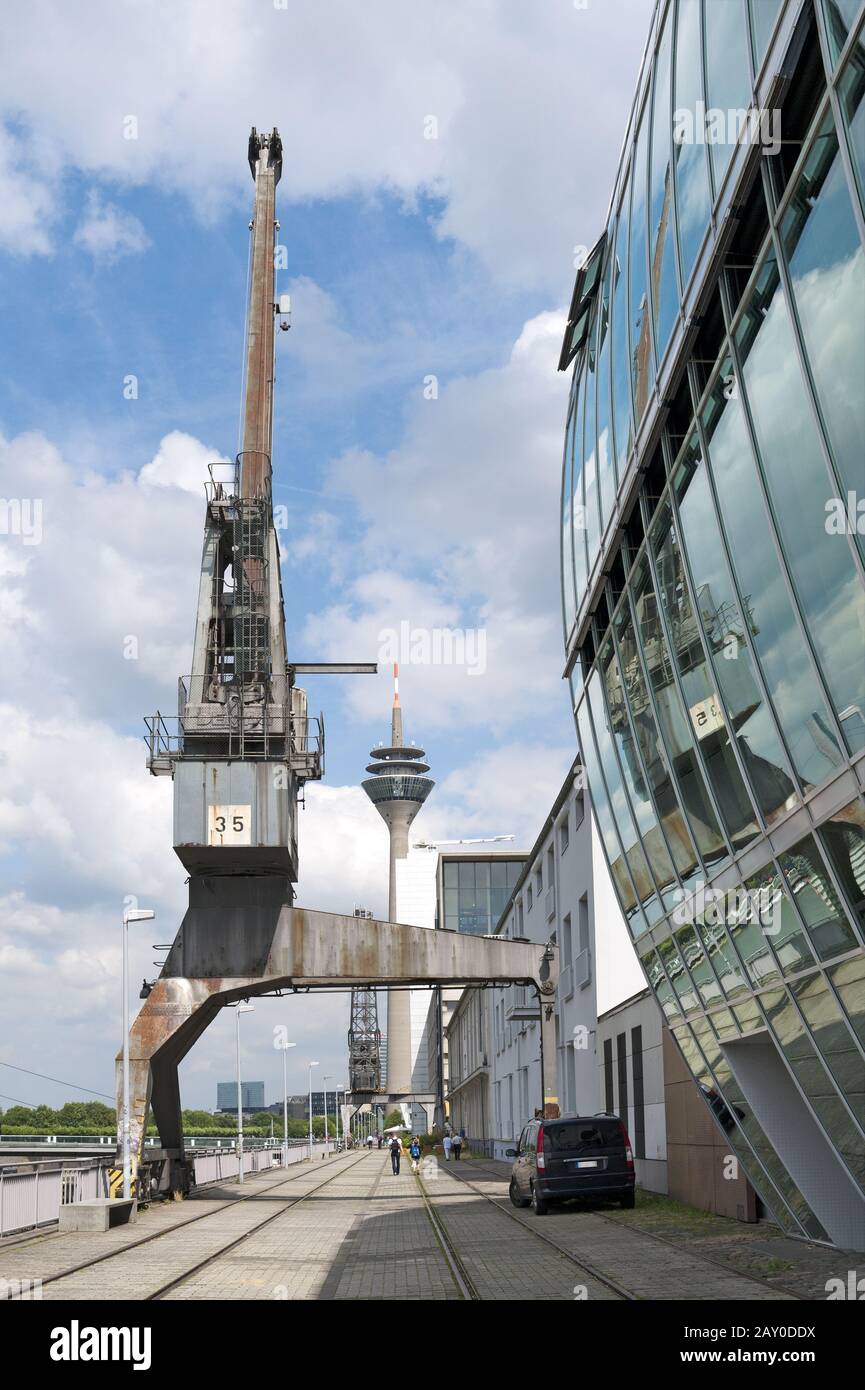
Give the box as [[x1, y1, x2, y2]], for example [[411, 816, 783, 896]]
[[734, 249, 865, 754], [781, 111, 865, 516], [630, 552, 727, 868], [443, 862, 458, 888], [750, 0, 782, 64], [660, 935, 700, 1014], [792, 972, 865, 1133], [674, 434, 798, 826], [651, 500, 760, 849], [701, 359, 843, 791], [727, 889, 782, 987], [744, 862, 815, 977], [828, 954, 865, 1047], [587, 668, 663, 925], [779, 834, 858, 962], [600, 636, 679, 909], [764, 990, 865, 1187], [562, 395, 577, 635], [611, 191, 633, 484], [643, 947, 683, 1024], [704, 0, 752, 190], [629, 101, 655, 424], [613, 601, 703, 894], [583, 317, 601, 571], [576, 696, 645, 932], [839, 44, 865, 203], [649, 4, 679, 362], [675, 924, 725, 1006], [572, 369, 589, 601], [595, 247, 617, 526], [698, 919, 749, 998], [817, 798, 865, 932], [823, 0, 865, 64], [674, 0, 712, 286]]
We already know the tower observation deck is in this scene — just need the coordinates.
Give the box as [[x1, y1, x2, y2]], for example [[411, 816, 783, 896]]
[[361, 665, 434, 1094]]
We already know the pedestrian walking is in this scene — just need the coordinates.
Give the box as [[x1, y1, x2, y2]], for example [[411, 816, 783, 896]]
[[443, 1132, 452, 1161], [452, 1131, 463, 1161], [409, 1136, 421, 1174], [389, 1133, 402, 1175], [377, 1133, 383, 1149], [366, 1132, 374, 1149]]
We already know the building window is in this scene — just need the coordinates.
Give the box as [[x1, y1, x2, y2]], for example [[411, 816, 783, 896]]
[[603, 1038, 614, 1113], [631, 1025, 645, 1160], [535, 866, 543, 897], [527, 884, 533, 910], [559, 814, 569, 854], [616, 1031, 628, 1127]]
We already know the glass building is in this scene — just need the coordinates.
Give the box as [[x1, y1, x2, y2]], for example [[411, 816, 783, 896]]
[[438, 855, 526, 935], [560, 0, 865, 1248]]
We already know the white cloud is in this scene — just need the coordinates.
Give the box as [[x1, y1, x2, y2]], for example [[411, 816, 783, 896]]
[[0, 0, 653, 289], [73, 189, 150, 261], [0, 127, 56, 256]]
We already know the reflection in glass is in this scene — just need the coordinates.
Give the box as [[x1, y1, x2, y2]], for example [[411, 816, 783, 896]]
[[630, 553, 727, 868], [750, 0, 783, 64], [701, 359, 843, 791], [562, 396, 577, 635], [744, 862, 815, 977], [629, 102, 655, 423], [660, 936, 699, 1014], [571, 370, 589, 601], [829, 954, 865, 1048], [781, 112, 865, 524], [697, 919, 748, 998], [610, 201, 633, 483], [674, 435, 799, 826], [727, 890, 782, 987], [734, 249, 865, 754], [792, 972, 865, 1134], [583, 321, 601, 570], [779, 834, 858, 961], [675, 925, 725, 1006], [704, 0, 752, 190], [823, 0, 865, 64], [643, 947, 683, 1024], [576, 696, 645, 933], [652, 501, 760, 849], [599, 636, 679, 909], [613, 600, 703, 893], [587, 669, 663, 925], [648, 5, 679, 362], [764, 989, 865, 1186], [673, 0, 712, 287], [839, 46, 865, 202], [595, 248, 617, 528], [817, 799, 865, 932]]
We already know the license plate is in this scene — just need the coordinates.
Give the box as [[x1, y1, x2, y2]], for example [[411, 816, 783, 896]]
[[576, 1159, 598, 1168]]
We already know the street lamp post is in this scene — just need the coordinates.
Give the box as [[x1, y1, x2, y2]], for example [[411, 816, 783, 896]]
[[323, 1075, 333, 1156], [308, 1061, 319, 1156], [235, 1003, 254, 1184], [335, 1084, 344, 1151], [279, 1038, 296, 1167], [121, 908, 155, 1202]]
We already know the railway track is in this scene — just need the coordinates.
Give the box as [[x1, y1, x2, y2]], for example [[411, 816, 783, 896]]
[[447, 1157, 805, 1302], [4, 1147, 369, 1301]]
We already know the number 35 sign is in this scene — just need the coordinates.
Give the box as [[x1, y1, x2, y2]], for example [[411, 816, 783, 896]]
[[208, 805, 252, 846]]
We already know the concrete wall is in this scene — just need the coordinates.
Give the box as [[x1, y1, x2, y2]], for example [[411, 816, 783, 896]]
[[597, 992, 667, 1195]]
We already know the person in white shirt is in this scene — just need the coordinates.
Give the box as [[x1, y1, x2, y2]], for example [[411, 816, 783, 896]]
[[443, 1132, 452, 1160]]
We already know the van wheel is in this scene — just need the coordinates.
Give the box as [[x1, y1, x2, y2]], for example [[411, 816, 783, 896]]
[[531, 1183, 548, 1216], [509, 1179, 529, 1209], [620, 1191, 635, 1210]]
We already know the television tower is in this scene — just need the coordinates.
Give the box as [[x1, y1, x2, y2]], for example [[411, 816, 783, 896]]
[[361, 665, 434, 1094]]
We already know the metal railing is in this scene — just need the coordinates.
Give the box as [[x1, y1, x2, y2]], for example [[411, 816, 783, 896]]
[[0, 1160, 108, 1238]]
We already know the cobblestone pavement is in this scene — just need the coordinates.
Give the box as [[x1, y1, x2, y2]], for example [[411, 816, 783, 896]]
[[1, 1149, 846, 1300]]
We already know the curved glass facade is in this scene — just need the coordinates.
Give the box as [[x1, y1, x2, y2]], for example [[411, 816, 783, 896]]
[[561, 0, 865, 1248]]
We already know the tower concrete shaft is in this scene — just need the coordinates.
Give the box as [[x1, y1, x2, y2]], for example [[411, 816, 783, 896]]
[[361, 666, 433, 1094]]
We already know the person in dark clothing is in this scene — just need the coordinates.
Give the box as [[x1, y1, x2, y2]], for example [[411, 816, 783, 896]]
[[451, 1131, 463, 1160], [389, 1134, 402, 1175]]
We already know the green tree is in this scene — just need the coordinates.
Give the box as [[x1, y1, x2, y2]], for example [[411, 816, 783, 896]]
[[384, 1109, 403, 1129]]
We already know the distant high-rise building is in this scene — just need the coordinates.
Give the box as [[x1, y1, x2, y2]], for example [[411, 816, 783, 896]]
[[217, 1081, 265, 1113]]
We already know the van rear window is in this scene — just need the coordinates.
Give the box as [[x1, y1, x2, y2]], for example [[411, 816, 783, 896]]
[[544, 1120, 622, 1152]]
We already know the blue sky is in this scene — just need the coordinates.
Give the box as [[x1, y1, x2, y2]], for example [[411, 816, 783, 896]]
[[0, 0, 653, 1113]]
